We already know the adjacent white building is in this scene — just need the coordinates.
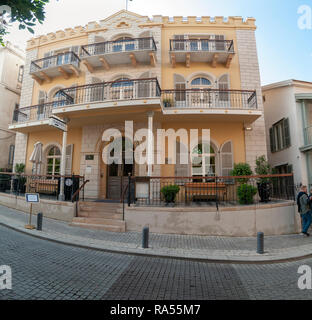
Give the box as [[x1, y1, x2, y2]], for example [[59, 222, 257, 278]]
[[263, 79, 312, 186], [0, 42, 25, 170]]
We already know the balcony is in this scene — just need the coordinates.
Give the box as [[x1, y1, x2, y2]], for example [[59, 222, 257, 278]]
[[161, 89, 262, 122], [30, 52, 80, 84], [9, 101, 67, 132], [169, 39, 235, 68], [80, 37, 157, 71], [52, 78, 161, 118]]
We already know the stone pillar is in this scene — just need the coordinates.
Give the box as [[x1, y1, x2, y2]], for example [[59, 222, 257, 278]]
[[236, 29, 268, 170], [147, 111, 154, 176], [58, 130, 67, 201]]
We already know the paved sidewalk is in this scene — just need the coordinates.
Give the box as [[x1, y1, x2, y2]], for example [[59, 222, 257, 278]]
[[0, 204, 311, 263]]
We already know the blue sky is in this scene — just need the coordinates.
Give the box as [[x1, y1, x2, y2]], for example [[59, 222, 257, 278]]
[[5, 0, 312, 85]]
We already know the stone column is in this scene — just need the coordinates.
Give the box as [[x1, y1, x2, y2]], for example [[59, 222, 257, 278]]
[[147, 111, 154, 177], [58, 129, 68, 201]]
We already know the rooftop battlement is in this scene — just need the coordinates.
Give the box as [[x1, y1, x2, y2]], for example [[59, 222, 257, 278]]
[[26, 10, 256, 50]]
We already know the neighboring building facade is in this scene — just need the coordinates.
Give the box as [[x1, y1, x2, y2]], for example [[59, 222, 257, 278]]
[[10, 10, 266, 200], [0, 42, 25, 170], [263, 79, 312, 186]]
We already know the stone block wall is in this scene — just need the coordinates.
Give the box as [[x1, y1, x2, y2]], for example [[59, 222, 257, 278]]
[[236, 29, 267, 170]]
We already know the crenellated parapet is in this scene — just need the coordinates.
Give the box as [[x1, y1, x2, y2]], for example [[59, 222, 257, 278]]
[[26, 25, 87, 50], [161, 16, 256, 29], [26, 11, 256, 51]]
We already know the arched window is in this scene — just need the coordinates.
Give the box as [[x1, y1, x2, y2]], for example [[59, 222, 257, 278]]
[[46, 146, 61, 176], [113, 36, 134, 52], [191, 77, 211, 86], [111, 77, 134, 100], [191, 142, 216, 177], [190, 77, 213, 106]]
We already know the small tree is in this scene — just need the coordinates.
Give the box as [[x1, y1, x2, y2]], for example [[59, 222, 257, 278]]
[[0, 0, 51, 46], [255, 155, 271, 182]]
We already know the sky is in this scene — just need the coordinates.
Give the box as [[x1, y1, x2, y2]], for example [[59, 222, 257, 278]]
[[3, 0, 312, 85]]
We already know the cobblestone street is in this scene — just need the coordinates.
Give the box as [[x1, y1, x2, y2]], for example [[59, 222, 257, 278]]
[[1, 224, 312, 300]]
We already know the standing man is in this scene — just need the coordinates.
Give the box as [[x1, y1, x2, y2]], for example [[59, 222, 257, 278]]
[[297, 185, 312, 237]]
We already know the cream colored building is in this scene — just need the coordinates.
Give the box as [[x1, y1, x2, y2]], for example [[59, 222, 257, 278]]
[[10, 10, 266, 200], [263, 80, 312, 186], [0, 42, 25, 170]]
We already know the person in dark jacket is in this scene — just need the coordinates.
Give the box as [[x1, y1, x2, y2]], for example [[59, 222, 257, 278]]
[[297, 186, 312, 236]]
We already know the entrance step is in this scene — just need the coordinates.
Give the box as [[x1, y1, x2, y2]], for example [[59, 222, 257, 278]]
[[72, 201, 126, 232]]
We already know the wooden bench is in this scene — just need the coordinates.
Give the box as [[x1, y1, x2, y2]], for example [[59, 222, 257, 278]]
[[27, 179, 59, 195], [185, 182, 227, 203]]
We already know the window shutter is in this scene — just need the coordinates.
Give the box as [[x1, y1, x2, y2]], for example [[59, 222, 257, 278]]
[[175, 141, 189, 183], [269, 128, 275, 153], [65, 144, 74, 175], [220, 141, 233, 177], [174, 35, 185, 50], [38, 91, 46, 104], [283, 118, 291, 148], [43, 51, 51, 68], [218, 75, 229, 102], [175, 83, 186, 102], [215, 35, 225, 51]]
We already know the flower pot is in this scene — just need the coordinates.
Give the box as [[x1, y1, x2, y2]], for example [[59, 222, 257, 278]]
[[257, 182, 271, 203]]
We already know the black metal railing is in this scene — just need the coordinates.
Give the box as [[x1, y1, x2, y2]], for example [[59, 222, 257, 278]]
[[12, 101, 68, 124], [30, 51, 80, 73], [81, 37, 157, 56], [131, 174, 295, 207], [161, 89, 257, 110], [56, 78, 161, 106], [0, 172, 85, 202], [170, 39, 234, 52]]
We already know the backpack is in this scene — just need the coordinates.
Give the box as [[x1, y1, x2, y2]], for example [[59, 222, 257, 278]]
[[297, 192, 306, 213]]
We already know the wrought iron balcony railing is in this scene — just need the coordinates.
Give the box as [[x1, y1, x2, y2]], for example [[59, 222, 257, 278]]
[[12, 101, 68, 124], [161, 89, 257, 110], [170, 39, 234, 53], [81, 37, 157, 57], [30, 51, 80, 73], [56, 78, 161, 106]]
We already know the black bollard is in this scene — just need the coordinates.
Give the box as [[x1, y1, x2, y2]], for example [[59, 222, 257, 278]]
[[37, 213, 43, 231], [142, 226, 149, 249], [257, 232, 264, 254]]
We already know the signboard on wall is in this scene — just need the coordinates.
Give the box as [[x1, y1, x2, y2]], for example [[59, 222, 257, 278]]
[[25, 193, 40, 203], [49, 116, 67, 132]]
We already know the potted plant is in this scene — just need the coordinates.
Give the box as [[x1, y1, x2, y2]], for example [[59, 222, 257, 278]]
[[161, 185, 180, 205], [255, 155, 272, 203], [13, 163, 26, 194], [237, 183, 258, 205], [162, 98, 173, 108], [230, 163, 257, 204]]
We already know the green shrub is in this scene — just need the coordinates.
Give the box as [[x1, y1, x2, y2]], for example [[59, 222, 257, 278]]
[[15, 163, 25, 174], [237, 184, 257, 205], [161, 185, 180, 203], [230, 163, 253, 183]]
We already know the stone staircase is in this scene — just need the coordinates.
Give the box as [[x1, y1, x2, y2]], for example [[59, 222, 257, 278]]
[[70, 201, 126, 232]]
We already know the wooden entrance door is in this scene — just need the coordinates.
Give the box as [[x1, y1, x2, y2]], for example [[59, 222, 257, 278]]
[[106, 137, 134, 200]]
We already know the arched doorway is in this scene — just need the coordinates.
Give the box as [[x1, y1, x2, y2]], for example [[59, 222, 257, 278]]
[[190, 76, 213, 106], [100, 136, 134, 200], [191, 142, 217, 179]]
